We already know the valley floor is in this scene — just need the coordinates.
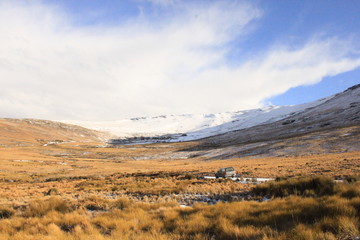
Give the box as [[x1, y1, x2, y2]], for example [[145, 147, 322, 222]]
[[0, 139, 359, 239]]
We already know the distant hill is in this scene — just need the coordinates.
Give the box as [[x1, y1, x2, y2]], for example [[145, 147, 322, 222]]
[[0, 118, 108, 147]]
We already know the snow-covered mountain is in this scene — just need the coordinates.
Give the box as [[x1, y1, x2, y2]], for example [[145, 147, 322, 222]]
[[62, 93, 333, 144], [57, 84, 360, 157], [186, 83, 360, 158]]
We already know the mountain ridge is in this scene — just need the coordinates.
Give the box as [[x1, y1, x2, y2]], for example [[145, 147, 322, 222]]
[[177, 84, 360, 158], [1, 84, 359, 159], [62, 91, 337, 144]]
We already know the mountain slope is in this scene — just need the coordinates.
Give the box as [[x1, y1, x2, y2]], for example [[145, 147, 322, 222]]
[[203, 84, 360, 145], [0, 118, 108, 147], [180, 84, 360, 158], [63, 94, 331, 144], [62, 84, 359, 149]]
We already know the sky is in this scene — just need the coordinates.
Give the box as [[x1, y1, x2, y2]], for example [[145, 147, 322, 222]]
[[0, 0, 360, 120]]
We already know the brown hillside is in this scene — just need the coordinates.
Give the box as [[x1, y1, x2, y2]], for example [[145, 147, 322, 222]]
[[0, 118, 108, 147]]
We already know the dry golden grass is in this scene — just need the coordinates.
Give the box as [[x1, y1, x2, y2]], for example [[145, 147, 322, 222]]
[[1, 140, 359, 178], [1, 122, 359, 206], [0, 180, 359, 240], [1, 119, 359, 183], [0, 118, 359, 183]]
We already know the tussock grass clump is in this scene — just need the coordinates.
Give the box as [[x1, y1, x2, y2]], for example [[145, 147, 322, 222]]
[[44, 187, 59, 196], [338, 184, 360, 199], [24, 197, 72, 217], [253, 176, 335, 197], [349, 197, 360, 221], [111, 197, 133, 210], [345, 175, 360, 183], [82, 195, 111, 211], [0, 206, 15, 219]]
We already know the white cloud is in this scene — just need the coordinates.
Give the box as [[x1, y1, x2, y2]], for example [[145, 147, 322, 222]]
[[0, 1, 359, 120]]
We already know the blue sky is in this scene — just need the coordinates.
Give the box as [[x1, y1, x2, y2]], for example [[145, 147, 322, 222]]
[[0, 0, 359, 120]]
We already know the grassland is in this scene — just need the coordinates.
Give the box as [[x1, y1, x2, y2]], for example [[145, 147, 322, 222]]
[[0, 177, 359, 240], [0, 118, 359, 239]]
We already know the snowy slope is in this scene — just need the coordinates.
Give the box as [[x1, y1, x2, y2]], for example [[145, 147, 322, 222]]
[[62, 96, 330, 143], [190, 84, 360, 158], [178, 98, 330, 142]]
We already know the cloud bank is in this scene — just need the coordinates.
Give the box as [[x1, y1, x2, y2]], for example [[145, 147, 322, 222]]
[[0, 0, 359, 120]]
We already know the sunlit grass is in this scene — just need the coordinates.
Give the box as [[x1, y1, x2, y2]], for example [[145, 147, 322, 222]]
[[0, 178, 359, 239]]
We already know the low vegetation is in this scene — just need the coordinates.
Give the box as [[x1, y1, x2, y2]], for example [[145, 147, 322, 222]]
[[0, 177, 359, 239], [253, 176, 336, 197]]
